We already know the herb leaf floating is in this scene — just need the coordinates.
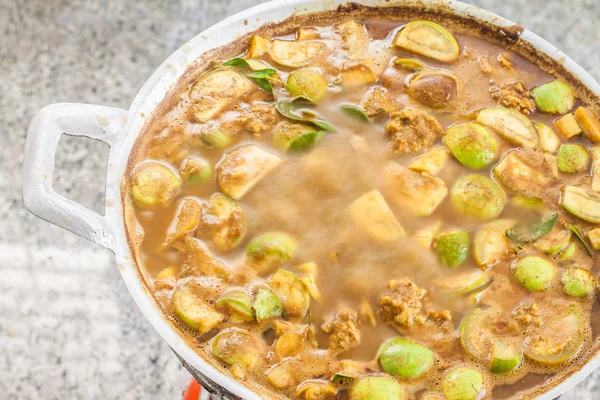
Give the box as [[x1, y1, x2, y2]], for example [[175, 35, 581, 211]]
[[340, 105, 371, 122], [276, 98, 336, 131], [223, 58, 277, 93], [568, 224, 594, 256], [506, 213, 557, 243]]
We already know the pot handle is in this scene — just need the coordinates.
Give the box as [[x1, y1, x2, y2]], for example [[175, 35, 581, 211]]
[[22, 103, 130, 252]]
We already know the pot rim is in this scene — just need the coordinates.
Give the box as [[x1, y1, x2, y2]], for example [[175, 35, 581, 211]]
[[26, 1, 600, 399]]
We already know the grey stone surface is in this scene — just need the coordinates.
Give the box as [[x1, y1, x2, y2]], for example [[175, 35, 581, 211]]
[[1, 0, 599, 399]]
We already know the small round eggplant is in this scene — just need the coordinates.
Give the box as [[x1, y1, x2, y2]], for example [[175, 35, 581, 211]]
[[441, 367, 485, 400], [130, 162, 182, 208], [378, 338, 434, 378], [287, 68, 328, 103], [512, 256, 556, 292], [450, 175, 506, 220]]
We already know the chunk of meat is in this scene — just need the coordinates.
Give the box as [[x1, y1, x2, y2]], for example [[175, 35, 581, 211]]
[[378, 278, 426, 327], [513, 303, 542, 328], [321, 310, 361, 351], [361, 86, 398, 117], [239, 103, 278, 135], [490, 82, 536, 115], [385, 109, 445, 153]]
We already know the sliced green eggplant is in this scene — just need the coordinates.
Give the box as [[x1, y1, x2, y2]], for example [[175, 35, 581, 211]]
[[201, 193, 247, 250], [295, 380, 337, 400], [172, 285, 224, 333], [393, 20, 460, 63], [252, 287, 284, 321], [460, 308, 492, 361], [476, 107, 538, 148], [273, 121, 322, 152], [350, 190, 406, 243], [511, 196, 544, 209], [287, 68, 328, 103], [215, 290, 254, 322], [131, 162, 182, 208], [441, 367, 485, 400], [534, 226, 572, 255], [535, 123, 561, 154], [561, 267, 596, 297], [474, 219, 516, 268], [568, 224, 594, 256], [268, 269, 310, 317], [506, 212, 557, 244], [378, 338, 434, 379], [434, 231, 470, 268], [384, 163, 448, 216], [512, 256, 556, 291], [558, 242, 577, 261], [558, 144, 589, 173], [450, 175, 506, 220], [211, 328, 263, 368], [493, 150, 555, 196], [163, 198, 202, 246], [524, 303, 583, 365], [349, 376, 406, 400], [561, 186, 600, 223], [393, 57, 427, 71], [434, 269, 489, 294], [443, 123, 497, 169], [531, 80, 575, 114], [246, 232, 298, 274], [491, 341, 522, 374]]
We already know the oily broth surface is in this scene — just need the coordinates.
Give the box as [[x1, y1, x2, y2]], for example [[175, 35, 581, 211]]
[[131, 19, 600, 400]]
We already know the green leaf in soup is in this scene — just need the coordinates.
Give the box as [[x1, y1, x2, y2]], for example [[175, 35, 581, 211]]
[[340, 105, 371, 122], [244, 68, 277, 79], [276, 99, 336, 132], [251, 77, 273, 93], [506, 212, 558, 244], [223, 57, 250, 68], [568, 224, 594, 256]]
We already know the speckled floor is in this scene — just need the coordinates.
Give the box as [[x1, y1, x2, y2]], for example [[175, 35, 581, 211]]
[[2, 0, 600, 399]]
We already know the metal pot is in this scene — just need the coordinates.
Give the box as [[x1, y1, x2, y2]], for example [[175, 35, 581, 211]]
[[22, 1, 600, 398]]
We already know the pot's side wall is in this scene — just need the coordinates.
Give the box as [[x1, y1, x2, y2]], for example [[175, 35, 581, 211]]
[[107, 1, 600, 399]]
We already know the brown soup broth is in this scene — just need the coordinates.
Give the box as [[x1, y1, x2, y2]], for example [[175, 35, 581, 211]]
[[126, 14, 600, 400]]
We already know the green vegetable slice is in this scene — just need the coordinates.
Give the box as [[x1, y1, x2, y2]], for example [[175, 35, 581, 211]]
[[276, 99, 335, 131], [131, 162, 182, 208], [273, 121, 322, 152], [562, 186, 600, 224], [491, 341, 522, 374], [524, 303, 583, 365], [332, 371, 361, 385], [450, 175, 506, 220], [506, 212, 557, 244], [172, 285, 224, 333], [340, 105, 371, 122], [531, 80, 576, 114], [268, 269, 310, 317], [287, 68, 328, 103], [434, 269, 489, 294], [558, 144, 589, 173], [512, 256, 556, 291], [378, 338, 434, 378], [393, 57, 428, 71], [460, 309, 492, 361], [393, 20, 460, 63], [533, 226, 572, 255], [252, 287, 284, 322], [441, 367, 485, 400], [215, 290, 254, 322], [434, 231, 470, 268], [246, 232, 298, 274], [535, 122, 560, 154], [474, 219, 516, 268], [568, 223, 594, 256], [561, 267, 596, 297], [211, 328, 263, 368], [349, 376, 406, 400], [476, 107, 538, 148], [443, 123, 497, 169], [179, 157, 212, 182]]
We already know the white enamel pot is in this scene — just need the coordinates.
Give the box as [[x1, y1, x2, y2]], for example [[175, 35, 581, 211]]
[[22, 1, 600, 399]]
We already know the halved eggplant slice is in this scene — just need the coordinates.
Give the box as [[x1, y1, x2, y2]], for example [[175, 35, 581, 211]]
[[512, 256, 556, 292], [476, 107, 538, 148], [349, 376, 406, 400], [434, 231, 470, 268], [561, 267, 596, 297], [531, 80, 575, 114], [450, 175, 506, 220], [561, 186, 600, 223], [444, 122, 497, 169], [474, 219, 516, 269], [378, 338, 434, 379], [441, 367, 485, 400], [394, 21, 460, 63], [491, 341, 522, 374]]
